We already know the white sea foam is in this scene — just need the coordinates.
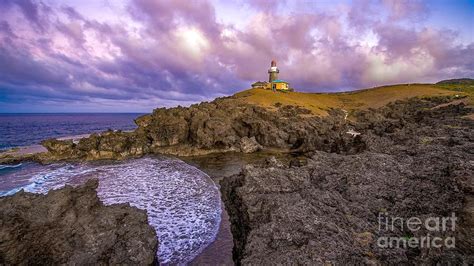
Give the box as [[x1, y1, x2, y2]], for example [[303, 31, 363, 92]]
[[0, 157, 221, 264], [0, 163, 22, 170]]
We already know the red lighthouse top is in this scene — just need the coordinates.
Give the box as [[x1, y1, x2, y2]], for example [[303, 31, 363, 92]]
[[271, 60, 276, 67]]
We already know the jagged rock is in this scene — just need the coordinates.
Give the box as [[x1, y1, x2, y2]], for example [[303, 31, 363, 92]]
[[240, 136, 262, 153], [221, 98, 474, 264], [37, 130, 149, 162], [222, 151, 473, 264], [34, 98, 351, 160], [33, 95, 471, 164], [41, 139, 76, 157], [0, 179, 158, 265]]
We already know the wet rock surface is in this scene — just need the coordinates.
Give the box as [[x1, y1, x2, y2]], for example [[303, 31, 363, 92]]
[[0, 179, 158, 265], [221, 97, 474, 264]]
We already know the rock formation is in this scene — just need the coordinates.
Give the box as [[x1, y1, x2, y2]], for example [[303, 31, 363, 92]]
[[38, 95, 467, 163], [2, 87, 472, 264], [221, 97, 474, 264], [0, 179, 158, 265], [36, 96, 365, 162]]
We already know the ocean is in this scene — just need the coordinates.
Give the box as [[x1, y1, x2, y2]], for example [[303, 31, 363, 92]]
[[0, 157, 222, 264], [0, 112, 224, 264], [0, 113, 144, 150]]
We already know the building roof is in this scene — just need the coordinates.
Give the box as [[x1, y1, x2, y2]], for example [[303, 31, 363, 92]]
[[272, 79, 288, 83]]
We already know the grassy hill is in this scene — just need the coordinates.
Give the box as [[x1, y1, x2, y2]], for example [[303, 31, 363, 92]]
[[234, 83, 471, 116], [435, 78, 474, 104], [436, 78, 474, 85]]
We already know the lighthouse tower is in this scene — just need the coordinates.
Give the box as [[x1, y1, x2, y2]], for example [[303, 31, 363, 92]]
[[268, 60, 279, 82]]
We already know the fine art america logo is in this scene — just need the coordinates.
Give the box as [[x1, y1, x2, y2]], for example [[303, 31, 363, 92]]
[[377, 212, 457, 249]]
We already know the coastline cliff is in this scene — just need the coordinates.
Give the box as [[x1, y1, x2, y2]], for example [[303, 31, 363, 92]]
[[0, 80, 473, 264], [25, 82, 468, 163]]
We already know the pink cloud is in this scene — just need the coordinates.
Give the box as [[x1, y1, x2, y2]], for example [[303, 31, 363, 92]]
[[0, 0, 472, 112]]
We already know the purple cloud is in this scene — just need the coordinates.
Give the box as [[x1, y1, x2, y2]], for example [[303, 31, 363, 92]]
[[0, 0, 472, 112]]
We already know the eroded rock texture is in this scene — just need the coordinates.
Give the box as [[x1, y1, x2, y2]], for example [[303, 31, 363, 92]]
[[0, 179, 158, 265], [221, 98, 474, 264], [37, 96, 362, 161]]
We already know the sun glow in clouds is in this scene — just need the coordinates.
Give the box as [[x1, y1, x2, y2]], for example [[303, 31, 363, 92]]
[[364, 48, 435, 84], [174, 26, 210, 60], [0, 0, 472, 112]]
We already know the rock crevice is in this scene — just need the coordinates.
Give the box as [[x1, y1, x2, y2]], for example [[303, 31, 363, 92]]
[[221, 97, 474, 264]]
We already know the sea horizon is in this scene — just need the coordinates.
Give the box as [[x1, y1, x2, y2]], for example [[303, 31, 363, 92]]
[[0, 0, 472, 264], [0, 113, 144, 150]]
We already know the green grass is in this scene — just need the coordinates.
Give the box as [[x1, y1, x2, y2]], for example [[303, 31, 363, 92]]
[[434, 83, 474, 105]]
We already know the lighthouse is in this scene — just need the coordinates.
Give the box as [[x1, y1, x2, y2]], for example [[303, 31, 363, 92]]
[[268, 60, 279, 82], [250, 59, 291, 91]]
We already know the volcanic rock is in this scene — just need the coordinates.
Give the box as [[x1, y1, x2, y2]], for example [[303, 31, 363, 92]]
[[0, 179, 158, 265], [34, 97, 359, 161], [221, 97, 474, 264]]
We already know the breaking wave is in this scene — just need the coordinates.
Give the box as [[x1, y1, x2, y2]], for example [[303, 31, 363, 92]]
[[0, 156, 221, 264]]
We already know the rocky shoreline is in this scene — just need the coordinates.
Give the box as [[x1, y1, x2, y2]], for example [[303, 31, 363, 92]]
[[5, 94, 363, 164], [181, 152, 294, 265], [0, 179, 158, 265], [1, 93, 473, 264], [221, 96, 474, 264], [1, 94, 468, 166]]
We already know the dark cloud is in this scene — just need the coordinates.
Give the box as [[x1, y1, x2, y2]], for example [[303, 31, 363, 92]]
[[0, 0, 472, 112], [0, 0, 51, 31]]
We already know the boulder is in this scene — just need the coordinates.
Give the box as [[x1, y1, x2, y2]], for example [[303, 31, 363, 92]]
[[0, 179, 158, 265]]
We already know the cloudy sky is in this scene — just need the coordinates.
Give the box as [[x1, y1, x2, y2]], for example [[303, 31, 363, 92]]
[[0, 0, 472, 112]]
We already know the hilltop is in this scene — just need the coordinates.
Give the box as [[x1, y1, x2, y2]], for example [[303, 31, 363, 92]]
[[234, 83, 471, 116], [436, 78, 474, 85], [1, 80, 473, 163]]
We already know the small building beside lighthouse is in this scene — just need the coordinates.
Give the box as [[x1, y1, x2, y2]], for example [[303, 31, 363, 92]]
[[270, 79, 289, 91], [251, 60, 292, 91]]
